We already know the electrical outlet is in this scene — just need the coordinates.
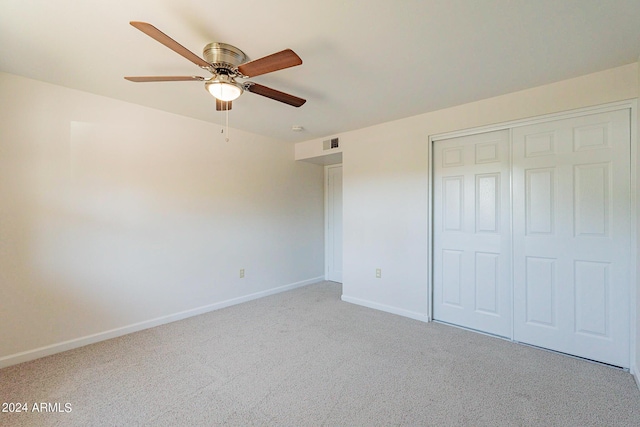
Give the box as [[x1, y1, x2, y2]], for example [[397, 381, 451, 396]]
[[240, 269, 245, 278], [376, 268, 381, 278]]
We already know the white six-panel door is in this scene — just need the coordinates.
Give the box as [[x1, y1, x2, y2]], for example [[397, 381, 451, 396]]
[[433, 109, 631, 367], [512, 110, 630, 367], [433, 130, 512, 338]]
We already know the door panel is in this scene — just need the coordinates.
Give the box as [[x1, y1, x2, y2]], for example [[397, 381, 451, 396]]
[[327, 166, 343, 283], [525, 168, 555, 235], [512, 110, 630, 367], [474, 252, 499, 314], [433, 130, 511, 337], [524, 256, 556, 327]]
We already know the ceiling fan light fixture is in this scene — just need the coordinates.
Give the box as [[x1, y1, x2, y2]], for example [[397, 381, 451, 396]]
[[205, 75, 243, 102]]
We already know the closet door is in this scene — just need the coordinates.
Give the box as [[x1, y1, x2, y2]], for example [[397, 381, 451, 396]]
[[512, 110, 631, 367], [433, 130, 512, 338]]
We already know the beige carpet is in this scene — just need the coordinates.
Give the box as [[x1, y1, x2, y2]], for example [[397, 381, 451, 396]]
[[1, 281, 639, 426]]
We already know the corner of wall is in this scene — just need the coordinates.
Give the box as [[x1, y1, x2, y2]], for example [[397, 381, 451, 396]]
[[636, 57, 640, 391]]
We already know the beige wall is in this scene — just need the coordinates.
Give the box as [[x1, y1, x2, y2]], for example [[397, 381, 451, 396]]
[[637, 58, 640, 379], [323, 63, 640, 347], [0, 72, 325, 366], [3, 60, 639, 375]]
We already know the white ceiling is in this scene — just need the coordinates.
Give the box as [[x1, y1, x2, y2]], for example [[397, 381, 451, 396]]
[[1, 0, 639, 143]]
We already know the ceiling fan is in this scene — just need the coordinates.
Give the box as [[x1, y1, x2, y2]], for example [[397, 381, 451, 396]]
[[125, 21, 306, 111]]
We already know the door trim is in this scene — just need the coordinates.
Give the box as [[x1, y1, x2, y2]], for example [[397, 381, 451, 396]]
[[427, 99, 637, 371]]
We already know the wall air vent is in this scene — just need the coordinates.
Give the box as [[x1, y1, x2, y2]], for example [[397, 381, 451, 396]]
[[323, 137, 340, 150]]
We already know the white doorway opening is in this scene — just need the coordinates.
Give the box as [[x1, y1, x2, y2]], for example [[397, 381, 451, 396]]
[[326, 165, 343, 283]]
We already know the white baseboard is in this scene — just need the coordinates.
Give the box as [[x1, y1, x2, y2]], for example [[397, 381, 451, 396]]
[[634, 362, 640, 391], [341, 294, 429, 323], [0, 276, 324, 369]]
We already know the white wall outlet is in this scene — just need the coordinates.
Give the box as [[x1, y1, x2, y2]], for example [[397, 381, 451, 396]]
[[240, 269, 245, 278], [376, 268, 381, 278]]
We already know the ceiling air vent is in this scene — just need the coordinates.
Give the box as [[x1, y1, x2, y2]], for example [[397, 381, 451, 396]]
[[323, 137, 339, 150]]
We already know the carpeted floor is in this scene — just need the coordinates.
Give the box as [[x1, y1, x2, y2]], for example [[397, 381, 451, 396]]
[[1, 281, 639, 426]]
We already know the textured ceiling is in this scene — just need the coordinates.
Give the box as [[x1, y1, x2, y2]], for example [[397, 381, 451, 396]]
[[1, 0, 639, 143]]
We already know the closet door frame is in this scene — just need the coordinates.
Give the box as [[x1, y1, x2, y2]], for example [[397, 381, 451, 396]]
[[427, 100, 637, 368]]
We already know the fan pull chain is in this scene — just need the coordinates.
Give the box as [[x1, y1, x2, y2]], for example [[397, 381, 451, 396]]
[[225, 108, 230, 142]]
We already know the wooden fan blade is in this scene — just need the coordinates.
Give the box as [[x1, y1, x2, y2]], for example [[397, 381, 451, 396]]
[[245, 83, 306, 107], [216, 99, 232, 111], [124, 76, 205, 82], [238, 49, 302, 77], [130, 21, 211, 68]]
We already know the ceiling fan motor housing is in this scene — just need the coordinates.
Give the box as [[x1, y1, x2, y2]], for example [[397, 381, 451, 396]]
[[203, 43, 248, 72]]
